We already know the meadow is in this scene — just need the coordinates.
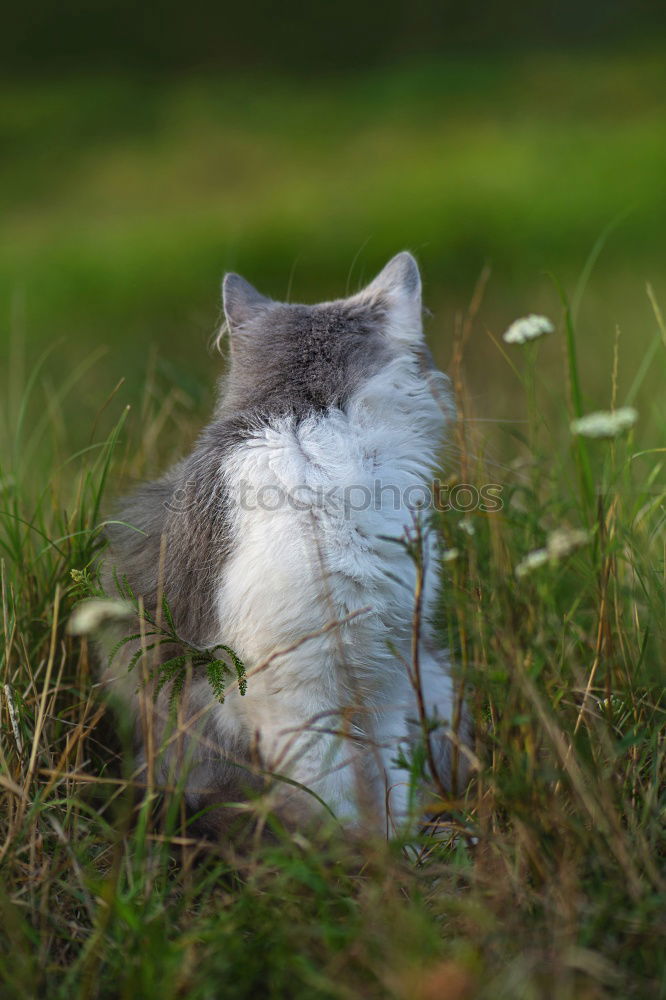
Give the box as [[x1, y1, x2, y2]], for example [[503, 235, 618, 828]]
[[0, 48, 665, 998]]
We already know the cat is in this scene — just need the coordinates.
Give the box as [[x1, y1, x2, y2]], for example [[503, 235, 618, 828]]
[[99, 251, 471, 837]]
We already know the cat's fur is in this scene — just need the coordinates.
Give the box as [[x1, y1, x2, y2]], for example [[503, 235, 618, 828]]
[[99, 252, 471, 836]]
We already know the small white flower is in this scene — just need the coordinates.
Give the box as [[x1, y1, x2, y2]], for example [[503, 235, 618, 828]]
[[502, 314, 555, 345], [67, 598, 134, 636], [570, 407, 638, 439], [546, 528, 589, 560], [515, 548, 549, 578], [441, 547, 460, 563], [459, 519, 476, 536], [516, 527, 590, 579]]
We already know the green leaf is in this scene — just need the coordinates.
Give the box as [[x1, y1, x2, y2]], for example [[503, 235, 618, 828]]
[[161, 593, 176, 633], [107, 632, 142, 666], [206, 659, 227, 703]]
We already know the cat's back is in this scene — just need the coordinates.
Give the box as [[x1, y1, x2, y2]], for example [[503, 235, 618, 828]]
[[215, 386, 436, 675]]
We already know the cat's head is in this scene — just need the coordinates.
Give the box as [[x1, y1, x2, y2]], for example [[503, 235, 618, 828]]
[[218, 252, 441, 420]]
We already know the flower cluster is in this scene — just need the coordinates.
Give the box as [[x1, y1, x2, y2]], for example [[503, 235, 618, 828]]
[[570, 407, 638, 439], [502, 314, 555, 345], [515, 527, 590, 579], [68, 598, 134, 636]]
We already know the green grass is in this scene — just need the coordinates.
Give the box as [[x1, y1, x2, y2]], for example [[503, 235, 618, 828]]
[[1, 269, 664, 997], [1, 48, 665, 422]]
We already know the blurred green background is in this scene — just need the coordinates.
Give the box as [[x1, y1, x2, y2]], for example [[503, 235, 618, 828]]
[[1, 2, 665, 446]]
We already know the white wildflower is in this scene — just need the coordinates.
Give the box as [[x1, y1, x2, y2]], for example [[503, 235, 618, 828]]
[[515, 548, 549, 578], [459, 519, 476, 536], [441, 547, 460, 563], [570, 407, 638, 439], [546, 528, 589, 560], [516, 527, 590, 579], [502, 314, 555, 345], [67, 598, 134, 636]]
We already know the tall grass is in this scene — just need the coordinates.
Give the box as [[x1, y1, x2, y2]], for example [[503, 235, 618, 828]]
[[0, 284, 664, 999]]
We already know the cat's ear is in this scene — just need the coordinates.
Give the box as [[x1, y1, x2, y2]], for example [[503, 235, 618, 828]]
[[359, 251, 423, 342], [222, 273, 272, 329]]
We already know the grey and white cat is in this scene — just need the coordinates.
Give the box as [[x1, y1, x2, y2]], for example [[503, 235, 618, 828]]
[[100, 251, 470, 836]]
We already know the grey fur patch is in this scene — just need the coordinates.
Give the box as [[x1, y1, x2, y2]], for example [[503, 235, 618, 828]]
[[103, 423, 241, 645], [219, 297, 394, 421]]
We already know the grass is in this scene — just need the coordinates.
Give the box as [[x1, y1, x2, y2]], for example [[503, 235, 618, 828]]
[[1, 47, 665, 419], [0, 260, 664, 998]]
